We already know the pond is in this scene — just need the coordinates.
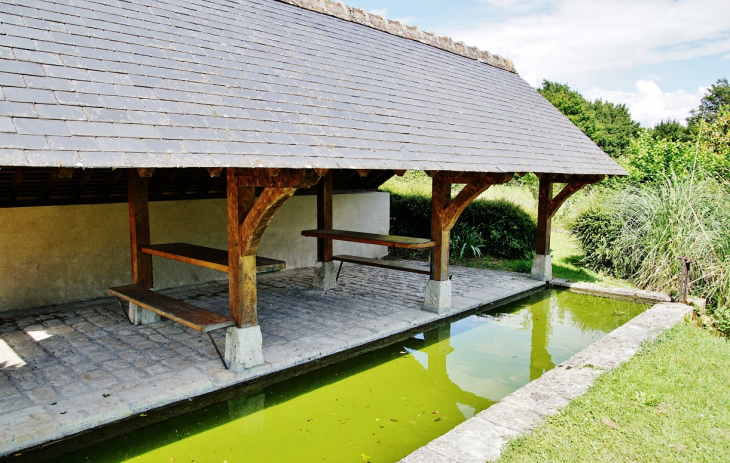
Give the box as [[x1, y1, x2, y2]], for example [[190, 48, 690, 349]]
[[55, 289, 648, 462]]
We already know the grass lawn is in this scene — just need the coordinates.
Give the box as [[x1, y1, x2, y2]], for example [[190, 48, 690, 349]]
[[498, 323, 730, 462], [452, 230, 628, 287]]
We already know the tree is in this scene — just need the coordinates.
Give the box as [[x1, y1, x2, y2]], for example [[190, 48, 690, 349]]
[[650, 119, 692, 142], [538, 80, 640, 158], [687, 78, 730, 127]]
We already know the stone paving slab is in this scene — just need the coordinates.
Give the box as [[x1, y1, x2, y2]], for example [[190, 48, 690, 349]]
[[401, 300, 693, 463], [0, 265, 543, 457]]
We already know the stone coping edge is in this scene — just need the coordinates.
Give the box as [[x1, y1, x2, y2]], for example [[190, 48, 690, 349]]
[[552, 279, 707, 312], [277, 0, 516, 73], [401, 299, 694, 462]]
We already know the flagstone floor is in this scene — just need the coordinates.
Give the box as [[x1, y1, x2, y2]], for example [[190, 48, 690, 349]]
[[0, 264, 544, 457]]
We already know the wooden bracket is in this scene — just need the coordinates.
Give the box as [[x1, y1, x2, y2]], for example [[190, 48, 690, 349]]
[[58, 167, 74, 178], [205, 167, 223, 177], [137, 168, 155, 178], [356, 169, 370, 178], [393, 170, 406, 176], [545, 175, 605, 220]]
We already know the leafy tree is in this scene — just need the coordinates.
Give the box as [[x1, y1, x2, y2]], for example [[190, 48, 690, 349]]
[[650, 119, 692, 142], [538, 80, 640, 158], [687, 78, 730, 127]]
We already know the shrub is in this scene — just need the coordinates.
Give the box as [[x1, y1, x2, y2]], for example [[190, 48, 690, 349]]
[[570, 206, 624, 275], [571, 176, 730, 336], [450, 224, 485, 258], [389, 192, 536, 259]]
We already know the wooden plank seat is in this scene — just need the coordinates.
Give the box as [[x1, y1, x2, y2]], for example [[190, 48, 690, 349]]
[[141, 243, 285, 274], [108, 284, 234, 333], [301, 229, 439, 280], [301, 229, 436, 249], [333, 254, 431, 275]]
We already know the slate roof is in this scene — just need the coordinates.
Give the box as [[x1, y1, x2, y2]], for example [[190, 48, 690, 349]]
[[0, 0, 627, 175]]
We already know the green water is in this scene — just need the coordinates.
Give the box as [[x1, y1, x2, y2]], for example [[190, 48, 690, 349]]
[[57, 289, 647, 463]]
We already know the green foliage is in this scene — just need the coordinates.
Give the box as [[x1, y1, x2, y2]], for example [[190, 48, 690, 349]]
[[450, 224, 485, 258], [389, 192, 536, 259], [570, 206, 623, 275], [571, 176, 730, 336], [538, 80, 640, 158], [687, 77, 730, 127], [649, 119, 692, 142], [623, 131, 700, 183]]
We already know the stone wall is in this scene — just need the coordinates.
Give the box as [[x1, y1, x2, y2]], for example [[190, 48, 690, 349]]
[[0, 191, 389, 313]]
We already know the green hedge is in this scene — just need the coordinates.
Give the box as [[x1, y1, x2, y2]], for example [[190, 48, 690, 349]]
[[389, 192, 536, 259], [570, 206, 625, 276]]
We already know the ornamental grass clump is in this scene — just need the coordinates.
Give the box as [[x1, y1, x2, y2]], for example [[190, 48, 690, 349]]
[[572, 175, 730, 335]]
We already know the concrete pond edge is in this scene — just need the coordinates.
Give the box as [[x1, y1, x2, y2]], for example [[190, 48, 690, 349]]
[[400, 282, 698, 463]]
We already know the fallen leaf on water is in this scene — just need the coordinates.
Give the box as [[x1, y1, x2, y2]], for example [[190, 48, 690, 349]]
[[432, 411, 439, 415], [361, 453, 371, 462], [390, 418, 398, 422], [602, 417, 618, 428], [434, 417, 441, 422]]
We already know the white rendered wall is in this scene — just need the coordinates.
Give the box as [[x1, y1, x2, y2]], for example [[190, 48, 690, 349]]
[[0, 191, 389, 313]]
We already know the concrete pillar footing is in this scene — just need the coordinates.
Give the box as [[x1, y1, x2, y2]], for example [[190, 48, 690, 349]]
[[129, 302, 161, 325], [313, 260, 337, 289], [225, 325, 264, 373], [531, 254, 552, 281], [423, 279, 452, 314]]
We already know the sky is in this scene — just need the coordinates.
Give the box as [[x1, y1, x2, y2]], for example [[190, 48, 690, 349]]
[[347, 0, 730, 127]]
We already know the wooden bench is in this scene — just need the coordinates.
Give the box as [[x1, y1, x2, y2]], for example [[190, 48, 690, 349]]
[[109, 284, 234, 368], [141, 243, 285, 274], [301, 229, 438, 280], [109, 284, 234, 333]]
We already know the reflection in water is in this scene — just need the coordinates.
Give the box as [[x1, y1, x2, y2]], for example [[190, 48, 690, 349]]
[[56, 289, 647, 463], [530, 301, 555, 381]]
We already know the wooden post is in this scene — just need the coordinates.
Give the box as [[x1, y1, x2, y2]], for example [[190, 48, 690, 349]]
[[316, 171, 333, 262], [227, 168, 256, 328], [431, 175, 451, 281], [536, 177, 553, 256], [128, 168, 153, 288]]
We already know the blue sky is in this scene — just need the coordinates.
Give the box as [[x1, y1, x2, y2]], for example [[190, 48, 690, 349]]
[[348, 0, 730, 127]]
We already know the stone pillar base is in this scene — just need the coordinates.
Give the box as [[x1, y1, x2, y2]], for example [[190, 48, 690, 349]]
[[225, 325, 264, 373], [313, 261, 337, 290], [423, 279, 452, 314], [531, 254, 552, 281], [129, 303, 161, 325]]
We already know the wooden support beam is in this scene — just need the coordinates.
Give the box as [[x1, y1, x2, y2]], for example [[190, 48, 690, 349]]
[[227, 168, 300, 328], [535, 175, 605, 256], [235, 168, 324, 188], [101, 169, 124, 197], [58, 168, 74, 178], [228, 169, 256, 328], [42, 168, 61, 200], [355, 169, 370, 178], [154, 169, 177, 197], [72, 169, 93, 200], [8, 167, 26, 201], [535, 173, 605, 184], [431, 175, 451, 281], [176, 168, 202, 195], [393, 170, 406, 176], [535, 178, 553, 256], [316, 171, 333, 262], [128, 168, 153, 288], [206, 167, 223, 177]]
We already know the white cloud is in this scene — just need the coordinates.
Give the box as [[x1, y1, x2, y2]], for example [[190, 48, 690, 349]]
[[584, 81, 706, 127], [442, 0, 730, 87]]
